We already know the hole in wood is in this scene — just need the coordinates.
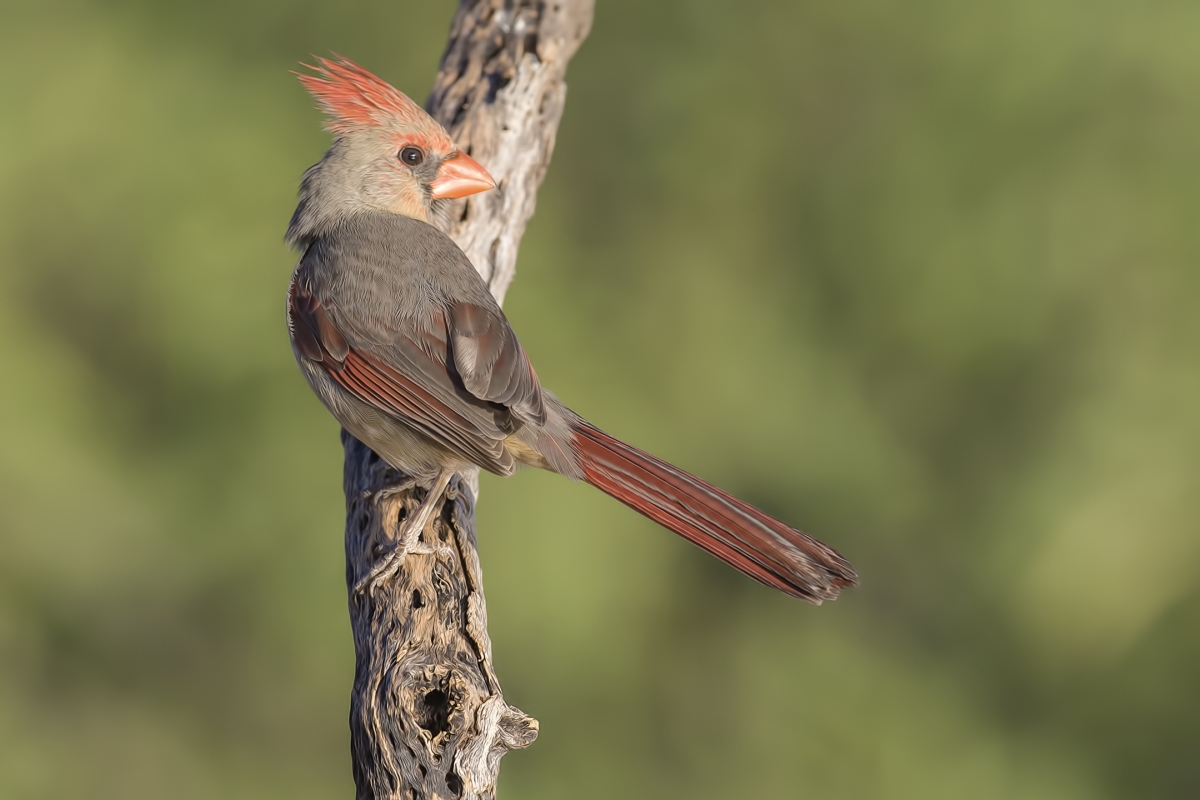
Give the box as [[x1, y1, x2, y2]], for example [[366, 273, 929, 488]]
[[485, 72, 510, 104], [445, 771, 463, 796], [412, 589, 424, 609], [419, 689, 451, 737]]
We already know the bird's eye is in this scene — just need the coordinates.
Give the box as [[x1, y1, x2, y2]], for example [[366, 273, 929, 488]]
[[398, 146, 425, 167]]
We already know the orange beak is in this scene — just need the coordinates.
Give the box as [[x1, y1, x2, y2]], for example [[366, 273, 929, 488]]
[[430, 151, 496, 199]]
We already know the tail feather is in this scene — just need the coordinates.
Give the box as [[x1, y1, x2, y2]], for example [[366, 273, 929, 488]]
[[572, 422, 857, 603]]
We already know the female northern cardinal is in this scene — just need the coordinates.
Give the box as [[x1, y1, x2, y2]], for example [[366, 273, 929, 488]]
[[286, 57, 857, 603]]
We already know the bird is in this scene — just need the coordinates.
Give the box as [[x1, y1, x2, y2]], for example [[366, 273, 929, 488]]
[[285, 56, 858, 603]]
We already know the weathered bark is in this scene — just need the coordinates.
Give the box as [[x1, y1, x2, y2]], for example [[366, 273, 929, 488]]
[[342, 2, 594, 799]]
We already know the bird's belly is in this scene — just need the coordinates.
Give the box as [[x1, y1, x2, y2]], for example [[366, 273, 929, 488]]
[[297, 355, 467, 480]]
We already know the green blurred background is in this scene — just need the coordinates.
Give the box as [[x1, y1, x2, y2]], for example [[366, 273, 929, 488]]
[[2, 0, 1198, 797]]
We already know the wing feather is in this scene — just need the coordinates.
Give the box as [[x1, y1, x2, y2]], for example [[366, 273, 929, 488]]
[[448, 302, 545, 425], [288, 280, 544, 475]]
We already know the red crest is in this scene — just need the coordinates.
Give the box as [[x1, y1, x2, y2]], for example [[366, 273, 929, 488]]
[[297, 55, 450, 148]]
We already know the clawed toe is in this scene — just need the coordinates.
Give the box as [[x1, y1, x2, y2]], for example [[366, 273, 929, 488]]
[[364, 478, 419, 505]]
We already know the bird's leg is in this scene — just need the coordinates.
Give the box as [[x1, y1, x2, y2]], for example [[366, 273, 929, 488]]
[[356, 468, 456, 595], [391, 469, 455, 558]]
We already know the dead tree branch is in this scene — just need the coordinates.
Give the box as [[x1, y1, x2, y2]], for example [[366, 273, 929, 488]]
[[341, 2, 594, 798]]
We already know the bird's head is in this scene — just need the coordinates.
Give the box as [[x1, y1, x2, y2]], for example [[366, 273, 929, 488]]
[[288, 56, 494, 241]]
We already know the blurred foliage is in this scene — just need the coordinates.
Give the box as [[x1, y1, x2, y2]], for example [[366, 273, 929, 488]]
[[1, 0, 1198, 797]]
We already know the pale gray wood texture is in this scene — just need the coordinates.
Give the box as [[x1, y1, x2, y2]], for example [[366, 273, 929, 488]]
[[342, 2, 594, 798]]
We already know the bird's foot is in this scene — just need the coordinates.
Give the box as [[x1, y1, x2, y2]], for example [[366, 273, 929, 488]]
[[354, 469, 456, 595], [357, 538, 455, 594], [355, 531, 427, 595], [362, 477, 419, 505]]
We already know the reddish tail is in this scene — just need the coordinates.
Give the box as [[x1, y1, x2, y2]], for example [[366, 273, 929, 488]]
[[571, 422, 857, 603]]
